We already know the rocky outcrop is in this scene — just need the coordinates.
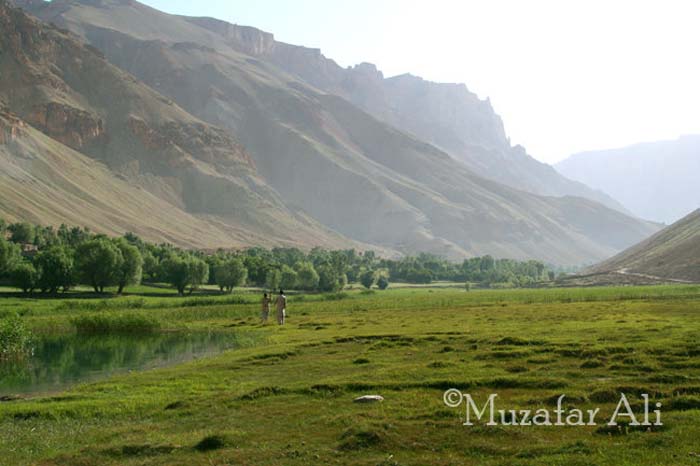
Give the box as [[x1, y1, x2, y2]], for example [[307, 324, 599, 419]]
[[0, 108, 26, 144], [127, 116, 255, 171], [185, 16, 275, 56], [26, 103, 105, 149]]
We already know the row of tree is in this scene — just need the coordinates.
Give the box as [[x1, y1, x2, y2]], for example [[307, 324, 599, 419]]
[[0, 220, 553, 295]]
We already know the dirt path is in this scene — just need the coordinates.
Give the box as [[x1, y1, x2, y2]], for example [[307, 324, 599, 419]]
[[615, 268, 694, 284]]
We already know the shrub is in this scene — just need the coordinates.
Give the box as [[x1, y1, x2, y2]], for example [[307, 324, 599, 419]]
[[377, 276, 389, 290]]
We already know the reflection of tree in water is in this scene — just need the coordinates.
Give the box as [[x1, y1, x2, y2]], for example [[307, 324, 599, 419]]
[[0, 332, 237, 395]]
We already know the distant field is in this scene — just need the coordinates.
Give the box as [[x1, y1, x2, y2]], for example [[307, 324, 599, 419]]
[[2, 284, 700, 465]]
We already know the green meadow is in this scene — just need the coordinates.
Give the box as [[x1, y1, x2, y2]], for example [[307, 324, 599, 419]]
[[2, 284, 700, 465]]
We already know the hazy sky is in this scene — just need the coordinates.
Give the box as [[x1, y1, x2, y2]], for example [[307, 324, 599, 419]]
[[140, 0, 700, 163]]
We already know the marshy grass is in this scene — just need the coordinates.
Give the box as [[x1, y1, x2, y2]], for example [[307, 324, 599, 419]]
[[70, 313, 161, 334], [0, 314, 34, 362], [2, 283, 700, 465]]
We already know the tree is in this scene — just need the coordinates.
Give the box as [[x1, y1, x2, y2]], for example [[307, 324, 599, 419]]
[[359, 269, 376, 289], [34, 246, 73, 293], [161, 255, 190, 295], [10, 263, 37, 294], [161, 254, 209, 295], [317, 264, 344, 292], [377, 276, 389, 290], [188, 258, 209, 293], [0, 237, 20, 278], [142, 251, 160, 282], [113, 239, 143, 294], [75, 239, 123, 293], [280, 265, 298, 290], [265, 268, 282, 291], [8, 222, 35, 244], [215, 258, 248, 293], [295, 261, 319, 291], [404, 267, 433, 284]]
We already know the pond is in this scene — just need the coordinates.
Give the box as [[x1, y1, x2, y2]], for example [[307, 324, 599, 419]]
[[0, 331, 239, 397]]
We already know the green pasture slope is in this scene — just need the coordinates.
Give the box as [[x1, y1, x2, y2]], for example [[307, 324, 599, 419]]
[[2, 285, 700, 465]]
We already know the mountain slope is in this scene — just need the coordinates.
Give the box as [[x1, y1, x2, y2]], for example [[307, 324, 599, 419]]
[[0, 107, 263, 248], [14, 0, 661, 265], [0, 0, 356, 250], [183, 15, 626, 213], [556, 136, 700, 224], [589, 209, 700, 282]]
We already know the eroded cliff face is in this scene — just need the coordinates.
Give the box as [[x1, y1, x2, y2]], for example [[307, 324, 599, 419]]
[[126, 116, 254, 170], [0, 108, 26, 145], [185, 16, 275, 56], [26, 103, 105, 150]]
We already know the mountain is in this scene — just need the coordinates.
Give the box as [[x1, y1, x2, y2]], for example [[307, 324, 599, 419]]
[[0, 0, 355, 251], [182, 17, 626, 213], [6, 0, 659, 264], [556, 136, 700, 224], [588, 209, 700, 282]]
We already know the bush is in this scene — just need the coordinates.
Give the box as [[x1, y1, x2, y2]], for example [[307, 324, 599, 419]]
[[0, 314, 33, 361], [377, 276, 389, 290]]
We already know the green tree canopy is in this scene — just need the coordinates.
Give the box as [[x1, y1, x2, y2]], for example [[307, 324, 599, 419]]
[[113, 239, 143, 294], [0, 237, 20, 277], [317, 264, 345, 292], [8, 222, 35, 244], [10, 262, 37, 294], [280, 265, 298, 290], [75, 239, 123, 293], [265, 268, 282, 291], [34, 246, 74, 293], [295, 261, 319, 291], [359, 269, 376, 289], [161, 254, 209, 295], [215, 258, 248, 293]]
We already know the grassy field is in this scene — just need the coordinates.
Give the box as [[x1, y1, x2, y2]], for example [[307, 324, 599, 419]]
[[2, 285, 700, 465]]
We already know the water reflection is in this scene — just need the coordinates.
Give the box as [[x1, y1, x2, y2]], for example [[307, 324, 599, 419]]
[[0, 332, 238, 396]]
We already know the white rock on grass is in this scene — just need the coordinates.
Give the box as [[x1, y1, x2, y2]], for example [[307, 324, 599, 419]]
[[353, 395, 384, 403]]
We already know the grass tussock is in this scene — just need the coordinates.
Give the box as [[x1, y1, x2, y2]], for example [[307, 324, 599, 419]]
[[194, 434, 229, 452]]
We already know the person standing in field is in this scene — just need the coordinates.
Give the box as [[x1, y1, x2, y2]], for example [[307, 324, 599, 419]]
[[261, 292, 271, 323], [276, 289, 287, 325]]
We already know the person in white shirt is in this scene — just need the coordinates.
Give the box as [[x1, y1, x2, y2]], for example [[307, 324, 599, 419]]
[[275, 289, 287, 325]]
